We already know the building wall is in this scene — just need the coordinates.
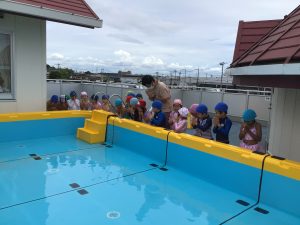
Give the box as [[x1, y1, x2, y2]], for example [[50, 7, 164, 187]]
[[269, 88, 300, 162], [0, 13, 46, 113]]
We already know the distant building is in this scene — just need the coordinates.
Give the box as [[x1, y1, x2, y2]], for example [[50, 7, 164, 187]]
[[0, 0, 102, 113]]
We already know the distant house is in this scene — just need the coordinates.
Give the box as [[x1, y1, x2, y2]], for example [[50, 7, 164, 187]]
[[0, 0, 102, 113], [227, 4, 300, 162]]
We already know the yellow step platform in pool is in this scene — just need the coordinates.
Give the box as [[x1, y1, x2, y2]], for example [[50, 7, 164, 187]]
[[77, 110, 113, 144]]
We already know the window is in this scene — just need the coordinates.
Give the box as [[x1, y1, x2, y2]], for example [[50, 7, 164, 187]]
[[0, 33, 13, 99]]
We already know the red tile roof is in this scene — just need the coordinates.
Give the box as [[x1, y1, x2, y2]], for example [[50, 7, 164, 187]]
[[12, 0, 99, 19], [231, 5, 300, 67], [232, 20, 282, 62]]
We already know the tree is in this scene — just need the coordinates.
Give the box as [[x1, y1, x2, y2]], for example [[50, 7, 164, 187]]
[[49, 68, 74, 79]]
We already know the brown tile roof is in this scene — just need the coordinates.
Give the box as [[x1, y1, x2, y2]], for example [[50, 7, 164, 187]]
[[231, 5, 300, 67], [232, 20, 282, 62], [13, 0, 99, 19]]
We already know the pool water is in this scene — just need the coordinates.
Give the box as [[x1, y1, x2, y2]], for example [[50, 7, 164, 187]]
[[0, 114, 299, 225], [0, 135, 248, 224]]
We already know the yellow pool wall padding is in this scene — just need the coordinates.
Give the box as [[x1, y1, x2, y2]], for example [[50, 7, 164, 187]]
[[264, 157, 300, 181], [108, 116, 300, 181], [1, 110, 299, 181], [0, 110, 92, 122]]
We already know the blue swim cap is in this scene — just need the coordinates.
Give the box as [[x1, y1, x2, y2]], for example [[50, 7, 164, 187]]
[[243, 109, 257, 122], [51, 95, 59, 103], [91, 94, 99, 101], [130, 97, 139, 106], [196, 104, 208, 114], [127, 91, 136, 97], [102, 94, 109, 100], [127, 93, 136, 97], [215, 102, 228, 113], [152, 100, 162, 110], [115, 98, 122, 107], [70, 91, 77, 97]]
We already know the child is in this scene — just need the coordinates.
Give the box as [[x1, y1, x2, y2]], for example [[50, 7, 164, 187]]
[[115, 98, 125, 118], [128, 97, 141, 121], [47, 95, 59, 111], [90, 94, 102, 110], [169, 99, 182, 130], [125, 95, 133, 107], [150, 100, 166, 127], [57, 95, 68, 110], [189, 104, 199, 128], [136, 93, 143, 100], [239, 109, 262, 151], [213, 102, 232, 144], [194, 104, 213, 139], [67, 91, 80, 110], [123, 96, 133, 119], [80, 91, 90, 110], [138, 99, 147, 122], [173, 107, 188, 133], [101, 95, 111, 112]]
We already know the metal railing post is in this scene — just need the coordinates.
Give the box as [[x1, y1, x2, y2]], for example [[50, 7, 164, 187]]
[[221, 88, 225, 102], [246, 91, 250, 110], [59, 80, 62, 96]]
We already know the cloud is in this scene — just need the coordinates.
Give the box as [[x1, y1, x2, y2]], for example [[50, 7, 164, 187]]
[[48, 53, 64, 60], [107, 33, 144, 44], [97, 2, 183, 36], [114, 49, 134, 64], [47, 0, 300, 74], [142, 56, 164, 67], [208, 67, 222, 72], [167, 63, 194, 70]]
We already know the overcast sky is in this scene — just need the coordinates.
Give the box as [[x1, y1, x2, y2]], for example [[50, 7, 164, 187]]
[[47, 0, 299, 76]]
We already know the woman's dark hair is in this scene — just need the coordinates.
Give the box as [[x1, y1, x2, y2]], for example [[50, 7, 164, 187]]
[[141, 75, 155, 87]]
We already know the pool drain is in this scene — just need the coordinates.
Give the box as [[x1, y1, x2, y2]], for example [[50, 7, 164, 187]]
[[106, 211, 120, 219]]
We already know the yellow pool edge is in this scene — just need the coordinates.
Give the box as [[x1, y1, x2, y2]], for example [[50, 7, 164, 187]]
[[1, 111, 299, 181], [108, 117, 300, 181], [0, 110, 92, 122]]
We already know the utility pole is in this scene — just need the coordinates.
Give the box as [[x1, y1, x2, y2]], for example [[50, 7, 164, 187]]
[[174, 70, 177, 86], [219, 62, 226, 89], [196, 68, 200, 86], [184, 69, 187, 86]]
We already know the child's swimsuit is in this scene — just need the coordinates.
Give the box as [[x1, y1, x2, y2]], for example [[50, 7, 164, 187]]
[[240, 125, 261, 151]]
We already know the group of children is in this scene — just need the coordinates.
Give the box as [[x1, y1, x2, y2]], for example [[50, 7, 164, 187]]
[[47, 91, 112, 111], [189, 102, 262, 151], [47, 90, 262, 152]]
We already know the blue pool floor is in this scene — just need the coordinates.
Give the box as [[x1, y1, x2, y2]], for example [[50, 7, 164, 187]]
[[0, 135, 298, 225]]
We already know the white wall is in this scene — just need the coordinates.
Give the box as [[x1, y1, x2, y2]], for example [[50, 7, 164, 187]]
[[0, 14, 46, 113], [269, 88, 300, 162]]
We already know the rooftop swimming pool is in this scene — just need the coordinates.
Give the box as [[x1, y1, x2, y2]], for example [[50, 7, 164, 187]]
[[0, 111, 299, 225]]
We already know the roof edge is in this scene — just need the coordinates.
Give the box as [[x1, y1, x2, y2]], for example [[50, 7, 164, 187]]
[[0, 1, 102, 28], [226, 63, 300, 76]]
